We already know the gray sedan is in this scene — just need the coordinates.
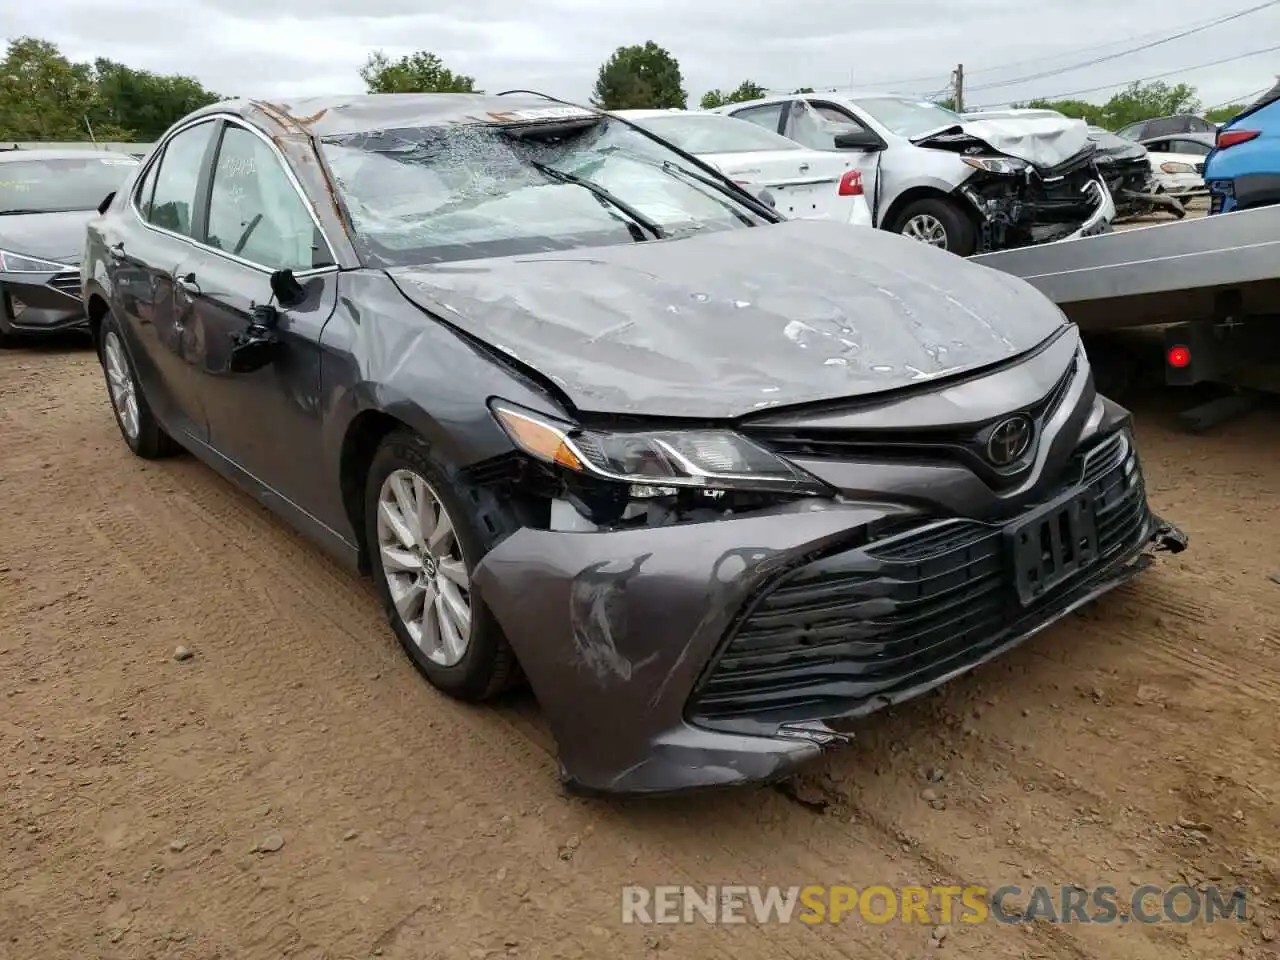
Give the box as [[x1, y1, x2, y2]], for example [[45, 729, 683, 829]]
[[82, 93, 1187, 796]]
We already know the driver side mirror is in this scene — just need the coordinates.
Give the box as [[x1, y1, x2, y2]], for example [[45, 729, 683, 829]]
[[833, 129, 884, 151]]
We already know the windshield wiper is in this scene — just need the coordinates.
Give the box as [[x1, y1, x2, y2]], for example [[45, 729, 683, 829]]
[[528, 161, 665, 240], [611, 154, 759, 227]]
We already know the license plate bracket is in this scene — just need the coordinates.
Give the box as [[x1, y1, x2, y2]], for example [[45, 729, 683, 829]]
[[1005, 486, 1099, 607]]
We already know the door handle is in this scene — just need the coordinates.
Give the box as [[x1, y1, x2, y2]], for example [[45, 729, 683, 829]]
[[176, 272, 201, 296], [799, 163, 810, 173]]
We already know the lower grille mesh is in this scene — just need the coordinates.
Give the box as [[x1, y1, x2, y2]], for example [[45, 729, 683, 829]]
[[689, 431, 1150, 723]]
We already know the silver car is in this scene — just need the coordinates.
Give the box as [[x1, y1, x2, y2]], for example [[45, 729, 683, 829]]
[[711, 93, 1115, 256]]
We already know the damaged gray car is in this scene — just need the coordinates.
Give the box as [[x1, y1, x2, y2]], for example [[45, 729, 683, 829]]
[[83, 93, 1187, 797]]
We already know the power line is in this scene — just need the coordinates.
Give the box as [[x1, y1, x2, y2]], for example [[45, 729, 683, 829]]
[[793, 0, 1280, 94], [1206, 84, 1271, 109], [970, 43, 1280, 109], [966, 0, 1280, 93]]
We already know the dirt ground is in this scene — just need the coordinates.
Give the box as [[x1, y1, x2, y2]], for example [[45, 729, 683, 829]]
[[1, 335, 1278, 960]]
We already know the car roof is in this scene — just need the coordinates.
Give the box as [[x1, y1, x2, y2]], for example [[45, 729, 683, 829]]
[[185, 93, 603, 139], [0, 149, 139, 162], [712, 91, 923, 110]]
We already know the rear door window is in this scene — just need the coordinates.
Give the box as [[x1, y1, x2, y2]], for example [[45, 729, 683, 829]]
[[728, 103, 786, 134], [144, 120, 218, 238], [1169, 138, 1211, 157]]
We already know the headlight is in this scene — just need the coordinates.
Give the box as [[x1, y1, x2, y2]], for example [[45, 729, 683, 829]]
[[962, 156, 1029, 176], [0, 250, 73, 273], [489, 400, 830, 495], [1159, 161, 1196, 174]]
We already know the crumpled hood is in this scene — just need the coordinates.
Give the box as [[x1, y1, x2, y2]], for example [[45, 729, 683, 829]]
[[388, 219, 1068, 419], [919, 114, 1092, 169], [0, 210, 91, 267], [1086, 129, 1149, 163]]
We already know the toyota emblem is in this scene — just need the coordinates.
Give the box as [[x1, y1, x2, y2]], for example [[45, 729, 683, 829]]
[[986, 415, 1033, 467]]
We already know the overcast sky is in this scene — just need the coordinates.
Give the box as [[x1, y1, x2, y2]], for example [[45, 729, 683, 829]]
[[10, 0, 1280, 111]]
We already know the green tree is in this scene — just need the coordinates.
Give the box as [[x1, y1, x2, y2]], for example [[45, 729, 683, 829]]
[[89, 58, 221, 141], [1018, 97, 1106, 125], [590, 42, 686, 110], [699, 79, 766, 110], [360, 50, 476, 94], [1013, 81, 1204, 131], [1205, 103, 1247, 123], [1098, 80, 1200, 129], [0, 37, 100, 140], [791, 87, 815, 95]]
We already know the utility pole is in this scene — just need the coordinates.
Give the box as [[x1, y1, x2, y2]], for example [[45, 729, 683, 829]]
[[953, 63, 965, 112]]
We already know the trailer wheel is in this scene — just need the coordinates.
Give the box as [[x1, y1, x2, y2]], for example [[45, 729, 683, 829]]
[[889, 198, 977, 257]]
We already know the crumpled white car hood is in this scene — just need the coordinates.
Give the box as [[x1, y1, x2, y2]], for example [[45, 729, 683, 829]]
[[940, 112, 1092, 169]]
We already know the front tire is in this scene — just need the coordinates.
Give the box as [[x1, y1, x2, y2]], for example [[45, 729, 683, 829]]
[[364, 429, 521, 701], [889, 197, 978, 256], [98, 310, 180, 459]]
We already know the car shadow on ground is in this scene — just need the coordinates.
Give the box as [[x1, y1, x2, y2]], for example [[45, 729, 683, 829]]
[[1, 330, 95, 354]]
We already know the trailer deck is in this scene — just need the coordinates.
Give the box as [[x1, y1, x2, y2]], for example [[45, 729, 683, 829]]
[[971, 203, 1280, 333]]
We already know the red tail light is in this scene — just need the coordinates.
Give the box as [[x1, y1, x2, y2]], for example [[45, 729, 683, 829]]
[[838, 169, 863, 197], [1167, 344, 1191, 369], [1216, 129, 1260, 150]]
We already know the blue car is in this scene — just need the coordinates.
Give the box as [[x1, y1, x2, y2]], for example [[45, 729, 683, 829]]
[[1204, 80, 1280, 214]]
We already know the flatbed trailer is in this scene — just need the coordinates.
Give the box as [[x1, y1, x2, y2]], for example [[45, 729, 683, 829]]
[[972, 204, 1280, 427]]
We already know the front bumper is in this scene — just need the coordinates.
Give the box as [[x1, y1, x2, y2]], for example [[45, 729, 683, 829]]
[[472, 429, 1187, 797], [1058, 176, 1116, 241], [0, 270, 87, 336]]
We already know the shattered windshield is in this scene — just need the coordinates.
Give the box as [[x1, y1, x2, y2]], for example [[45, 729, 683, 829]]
[[852, 98, 965, 138], [0, 155, 140, 214], [320, 116, 767, 266]]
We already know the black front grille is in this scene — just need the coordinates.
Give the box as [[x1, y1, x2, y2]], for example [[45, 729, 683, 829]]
[[743, 358, 1076, 489], [45, 271, 81, 299], [688, 430, 1149, 724]]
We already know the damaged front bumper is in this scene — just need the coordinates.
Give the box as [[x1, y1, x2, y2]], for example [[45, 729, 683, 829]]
[[472, 438, 1187, 797], [963, 168, 1116, 251]]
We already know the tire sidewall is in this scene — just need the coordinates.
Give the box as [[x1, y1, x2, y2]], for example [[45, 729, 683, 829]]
[[98, 310, 146, 456], [363, 431, 509, 699]]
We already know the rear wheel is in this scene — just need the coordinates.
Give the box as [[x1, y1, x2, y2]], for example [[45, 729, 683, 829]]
[[98, 310, 180, 459], [364, 428, 522, 701], [889, 197, 978, 256]]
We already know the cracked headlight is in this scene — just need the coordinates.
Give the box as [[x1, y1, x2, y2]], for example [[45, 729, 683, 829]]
[[962, 156, 1029, 176], [490, 400, 830, 495], [0, 250, 73, 273]]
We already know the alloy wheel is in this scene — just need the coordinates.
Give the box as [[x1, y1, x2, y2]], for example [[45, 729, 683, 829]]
[[375, 468, 473, 667], [103, 331, 140, 441], [902, 213, 949, 248]]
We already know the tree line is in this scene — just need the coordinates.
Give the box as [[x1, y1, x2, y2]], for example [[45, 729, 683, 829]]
[[362, 44, 1254, 130], [0, 38, 222, 141], [0, 35, 1257, 145]]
